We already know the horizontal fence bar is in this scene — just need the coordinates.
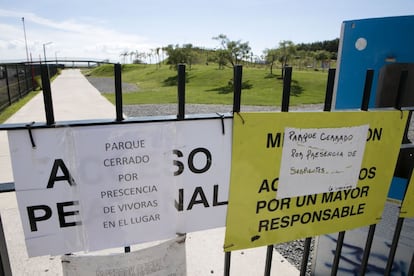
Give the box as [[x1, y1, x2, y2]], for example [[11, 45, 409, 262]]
[[0, 113, 234, 131], [0, 183, 14, 193]]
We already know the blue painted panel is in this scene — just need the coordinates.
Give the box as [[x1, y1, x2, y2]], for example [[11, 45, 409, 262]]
[[334, 15, 414, 109]]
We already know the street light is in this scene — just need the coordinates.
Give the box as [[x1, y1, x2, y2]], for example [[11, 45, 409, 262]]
[[43, 41, 53, 63], [21, 17, 29, 62]]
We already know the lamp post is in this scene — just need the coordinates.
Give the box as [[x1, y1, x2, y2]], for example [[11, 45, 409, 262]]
[[43, 41, 53, 63], [21, 17, 29, 63]]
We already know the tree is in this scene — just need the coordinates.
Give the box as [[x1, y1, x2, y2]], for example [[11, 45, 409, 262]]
[[164, 44, 189, 69], [119, 51, 129, 64], [212, 34, 251, 67], [263, 48, 278, 75], [314, 50, 331, 70], [277, 40, 296, 77]]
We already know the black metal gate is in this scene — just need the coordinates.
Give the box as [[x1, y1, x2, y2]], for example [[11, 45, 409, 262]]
[[0, 63, 413, 275]]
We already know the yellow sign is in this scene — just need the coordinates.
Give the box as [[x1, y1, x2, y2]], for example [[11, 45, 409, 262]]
[[224, 111, 408, 252], [400, 173, 414, 218]]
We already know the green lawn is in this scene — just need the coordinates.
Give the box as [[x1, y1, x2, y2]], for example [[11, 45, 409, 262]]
[[85, 64, 329, 106], [0, 91, 40, 123]]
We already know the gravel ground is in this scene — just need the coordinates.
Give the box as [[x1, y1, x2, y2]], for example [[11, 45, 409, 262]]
[[123, 103, 324, 117], [86, 76, 139, 93]]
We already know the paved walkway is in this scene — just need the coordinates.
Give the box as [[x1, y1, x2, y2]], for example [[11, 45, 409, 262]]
[[0, 69, 298, 275]]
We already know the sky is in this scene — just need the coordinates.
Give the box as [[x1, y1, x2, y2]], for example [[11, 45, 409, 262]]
[[1, 0, 414, 63]]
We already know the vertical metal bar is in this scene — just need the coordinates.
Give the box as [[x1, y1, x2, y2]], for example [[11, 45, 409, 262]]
[[177, 64, 186, 120], [264, 246, 274, 276], [16, 64, 22, 98], [384, 217, 405, 275], [225, 65, 242, 276], [24, 65, 30, 95], [281, 66, 292, 112], [299, 238, 312, 276], [394, 70, 408, 109], [324, 68, 336, 111], [0, 214, 12, 276], [224, 252, 231, 276], [361, 69, 374, 111], [114, 63, 124, 122], [322, 68, 342, 276], [114, 63, 127, 252], [40, 64, 55, 125], [358, 224, 376, 275], [233, 65, 242, 112], [395, 70, 411, 143], [330, 231, 345, 276], [264, 66, 292, 276], [408, 251, 414, 276], [5, 65, 11, 105], [358, 69, 376, 276]]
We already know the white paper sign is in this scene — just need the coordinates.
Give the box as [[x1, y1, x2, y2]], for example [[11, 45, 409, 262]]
[[7, 118, 232, 256], [73, 123, 177, 251], [61, 236, 186, 276], [277, 125, 369, 198]]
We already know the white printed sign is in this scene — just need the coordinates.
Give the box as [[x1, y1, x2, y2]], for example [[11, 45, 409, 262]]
[[278, 125, 369, 198], [7, 118, 232, 256]]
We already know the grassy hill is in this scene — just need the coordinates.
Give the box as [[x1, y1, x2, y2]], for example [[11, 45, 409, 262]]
[[85, 64, 330, 106]]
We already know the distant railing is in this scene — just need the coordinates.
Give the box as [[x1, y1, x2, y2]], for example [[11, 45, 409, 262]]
[[0, 62, 60, 112], [0, 60, 113, 113]]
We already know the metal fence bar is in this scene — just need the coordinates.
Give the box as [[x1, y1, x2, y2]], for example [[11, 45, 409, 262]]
[[16, 64, 21, 98], [394, 70, 408, 110], [224, 65, 243, 276], [358, 69, 376, 276], [324, 69, 336, 112], [300, 238, 312, 276], [5, 65, 11, 106], [281, 67, 292, 112], [384, 217, 405, 275], [177, 64, 186, 120], [361, 69, 374, 112], [40, 64, 55, 125], [322, 68, 344, 276], [0, 214, 12, 276], [224, 251, 231, 276], [359, 224, 376, 275], [330, 231, 345, 276], [408, 251, 414, 276], [264, 66, 293, 276], [114, 63, 124, 122], [233, 65, 242, 113], [264, 245, 274, 276]]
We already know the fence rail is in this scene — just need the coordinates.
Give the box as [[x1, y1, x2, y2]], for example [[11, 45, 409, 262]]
[[0, 62, 75, 113]]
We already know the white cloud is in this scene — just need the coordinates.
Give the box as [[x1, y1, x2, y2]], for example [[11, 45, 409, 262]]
[[0, 9, 156, 62]]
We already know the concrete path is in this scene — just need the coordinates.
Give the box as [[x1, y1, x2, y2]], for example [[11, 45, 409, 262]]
[[0, 69, 298, 275]]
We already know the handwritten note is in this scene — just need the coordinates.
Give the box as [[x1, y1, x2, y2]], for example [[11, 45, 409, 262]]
[[277, 125, 369, 199]]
